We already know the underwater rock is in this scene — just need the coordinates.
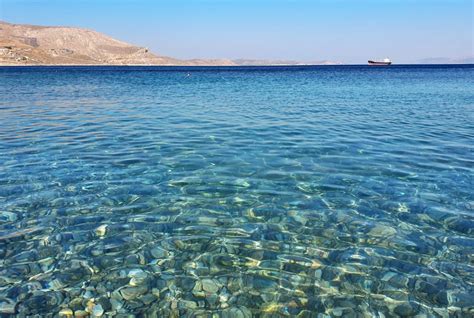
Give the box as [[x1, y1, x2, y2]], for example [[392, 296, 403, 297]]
[[58, 308, 73, 317], [202, 278, 220, 293], [445, 217, 474, 235], [0, 299, 17, 314], [221, 306, 252, 318], [119, 285, 148, 300], [192, 281, 205, 298], [182, 276, 197, 291], [95, 224, 108, 237], [150, 246, 169, 259], [247, 275, 278, 291], [179, 300, 198, 310], [96, 297, 111, 312], [0, 211, 18, 222], [227, 277, 243, 293], [368, 224, 397, 237], [20, 292, 64, 314], [448, 291, 474, 308], [128, 269, 148, 286], [91, 304, 104, 317], [74, 310, 89, 318], [110, 298, 124, 312], [393, 302, 418, 316]]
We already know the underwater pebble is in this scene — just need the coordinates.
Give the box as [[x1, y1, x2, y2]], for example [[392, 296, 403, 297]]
[[150, 246, 168, 258], [179, 300, 198, 310], [368, 224, 397, 237], [0, 299, 17, 314], [221, 306, 252, 318], [74, 310, 89, 318], [119, 286, 148, 300], [139, 293, 156, 305], [91, 304, 104, 317], [0, 211, 18, 222], [202, 278, 220, 293], [128, 269, 148, 286], [95, 224, 108, 237], [394, 302, 417, 316], [58, 308, 73, 317], [110, 298, 123, 312]]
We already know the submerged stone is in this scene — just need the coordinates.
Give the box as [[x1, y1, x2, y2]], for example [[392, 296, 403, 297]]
[[221, 306, 252, 318], [58, 308, 73, 317], [0, 299, 17, 314], [393, 302, 417, 316], [0, 211, 18, 222], [95, 224, 108, 237], [202, 278, 220, 293], [91, 304, 104, 317], [74, 310, 89, 318], [119, 286, 148, 300], [368, 224, 397, 237]]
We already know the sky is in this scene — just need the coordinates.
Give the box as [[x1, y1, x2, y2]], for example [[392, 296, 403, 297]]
[[0, 0, 472, 64]]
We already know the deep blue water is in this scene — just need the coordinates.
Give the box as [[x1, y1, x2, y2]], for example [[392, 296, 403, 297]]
[[0, 65, 473, 317]]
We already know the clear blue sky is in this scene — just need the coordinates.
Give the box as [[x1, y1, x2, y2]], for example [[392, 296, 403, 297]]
[[1, 0, 472, 63]]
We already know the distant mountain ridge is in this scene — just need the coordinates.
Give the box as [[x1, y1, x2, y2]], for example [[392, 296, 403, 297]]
[[0, 21, 341, 66], [233, 59, 341, 66], [417, 57, 474, 64]]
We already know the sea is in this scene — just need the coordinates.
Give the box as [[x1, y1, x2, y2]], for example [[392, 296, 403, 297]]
[[0, 65, 473, 317]]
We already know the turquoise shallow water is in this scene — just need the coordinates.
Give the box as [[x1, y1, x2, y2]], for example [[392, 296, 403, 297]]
[[0, 65, 473, 317]]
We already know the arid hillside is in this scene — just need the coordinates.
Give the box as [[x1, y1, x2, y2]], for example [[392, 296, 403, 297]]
[[0, 21, 236, 66]]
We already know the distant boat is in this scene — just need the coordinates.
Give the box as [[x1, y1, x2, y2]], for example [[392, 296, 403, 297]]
[[368, 58, 392, 66]]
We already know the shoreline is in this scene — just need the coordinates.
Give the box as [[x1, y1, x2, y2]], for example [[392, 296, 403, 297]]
[[1, 63, 473, 67], [0, 63, 332, 67]]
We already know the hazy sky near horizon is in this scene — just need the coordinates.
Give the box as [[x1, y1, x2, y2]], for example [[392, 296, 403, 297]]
[[1, 0, 472, 63]]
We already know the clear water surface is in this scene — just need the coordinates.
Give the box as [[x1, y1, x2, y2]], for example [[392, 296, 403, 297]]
[[0, 65, 473, 317]]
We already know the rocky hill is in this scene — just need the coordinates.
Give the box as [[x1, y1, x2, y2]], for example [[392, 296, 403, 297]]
[[0, 21, 236, 66], [0, 21, 340, 66]]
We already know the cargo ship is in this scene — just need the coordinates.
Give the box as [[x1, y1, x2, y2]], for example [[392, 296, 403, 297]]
[[368, 58, 392, 66]]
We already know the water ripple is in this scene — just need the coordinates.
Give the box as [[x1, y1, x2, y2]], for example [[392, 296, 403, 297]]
[[0, 65, 473, 316]]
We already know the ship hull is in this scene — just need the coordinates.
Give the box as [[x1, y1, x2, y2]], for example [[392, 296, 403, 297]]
[[368, 60, 392, 66]]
